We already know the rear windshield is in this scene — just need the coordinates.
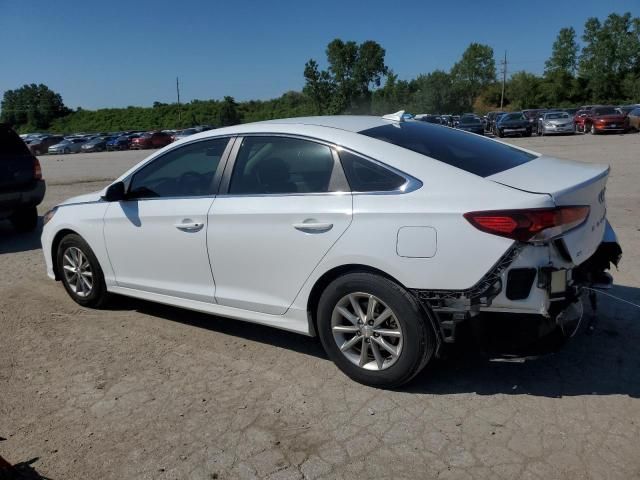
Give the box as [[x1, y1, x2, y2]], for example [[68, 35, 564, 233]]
[[0, 125, 30, 157], [359, 121, 537, 177]]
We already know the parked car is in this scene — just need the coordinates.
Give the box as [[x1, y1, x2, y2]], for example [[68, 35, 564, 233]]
[[627, 107, 640, 131], [573, 110, 590, 133], [171, 128, 198, 142], [81, 136, 114, 153], [495, 112, 532, 137], [27, 135, 64, 155], [106, 134, 139, 151], [130, 131, 172, 149], [485, 111, 506, 134], [41, 112, 621, 387], [456, 115, 484, 135], [0, 123, 45, 232], [522, 109, 547, 133], [561, 108, 580, 116], [582, 106, 629, 135], [415, 114, 442, 124], [615, 104, 640, 116], [48, 138, 87, 154], [537, 111, 575, 136]]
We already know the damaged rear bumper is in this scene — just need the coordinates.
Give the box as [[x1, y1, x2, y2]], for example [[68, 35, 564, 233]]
[[411, 221, 622, 349]]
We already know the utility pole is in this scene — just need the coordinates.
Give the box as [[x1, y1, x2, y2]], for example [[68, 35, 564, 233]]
[[176, 76, 181, 125], [499, 51, 507, 109]]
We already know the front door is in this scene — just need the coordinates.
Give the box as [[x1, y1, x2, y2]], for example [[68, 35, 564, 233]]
[[104, 137, 231, 302]]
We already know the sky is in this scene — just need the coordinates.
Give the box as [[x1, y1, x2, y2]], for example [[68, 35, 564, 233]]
[[1, 0, 639, 110]]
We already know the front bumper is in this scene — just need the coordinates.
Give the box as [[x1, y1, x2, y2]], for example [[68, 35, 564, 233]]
[[542, 124, 575, 134]]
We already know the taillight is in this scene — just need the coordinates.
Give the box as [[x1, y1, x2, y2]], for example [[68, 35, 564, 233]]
[[33, 157, 42, 180], [464, 206, 590, 242]]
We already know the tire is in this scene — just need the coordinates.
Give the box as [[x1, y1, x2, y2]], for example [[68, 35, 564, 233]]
[[9, 206, 38, 232], [57, 233, 110, 308], [497, 129, 504, 138], [317, 272, 436, 388], [590, 123, 596, 135]]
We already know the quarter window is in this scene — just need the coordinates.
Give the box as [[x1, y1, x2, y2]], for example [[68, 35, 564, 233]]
[[338, 150, 406, 192], [128, 138, 229, 198], [229, 136, 338, 194]]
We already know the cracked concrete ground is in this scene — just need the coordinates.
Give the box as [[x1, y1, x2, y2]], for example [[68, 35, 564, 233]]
[[1, 133, 639, 479]]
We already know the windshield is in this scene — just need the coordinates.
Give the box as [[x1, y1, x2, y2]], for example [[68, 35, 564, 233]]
[[593, 107, 618, 116], [502, 113, 525, 121], [460, 117, 481, 124], [546, 112, 569, 120], [359, 121, 536, 177]]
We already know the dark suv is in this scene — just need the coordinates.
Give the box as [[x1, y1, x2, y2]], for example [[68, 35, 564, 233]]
[[0, 124, 46, 232]]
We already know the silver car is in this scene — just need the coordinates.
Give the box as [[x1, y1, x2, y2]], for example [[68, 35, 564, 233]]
[[538, 111, 575, 136], [48, 138, 88, 154]]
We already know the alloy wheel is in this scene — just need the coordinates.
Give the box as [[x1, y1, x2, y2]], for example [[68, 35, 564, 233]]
[[62, 246, 94, 297], [331, 292, 403, 371]]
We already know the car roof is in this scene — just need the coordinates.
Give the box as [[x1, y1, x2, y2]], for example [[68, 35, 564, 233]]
[[255, 115, 393, 133]]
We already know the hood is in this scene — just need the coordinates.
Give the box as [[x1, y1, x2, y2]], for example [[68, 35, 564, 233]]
[[59, 190, 104, 206], [499, 119, 528, 126], [546, 118, 573, 125]]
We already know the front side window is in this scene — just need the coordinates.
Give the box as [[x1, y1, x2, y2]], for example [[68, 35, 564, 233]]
[[128, 137, 229, 198], [338, 150, 407, 192], [229, 136, 337, 195]]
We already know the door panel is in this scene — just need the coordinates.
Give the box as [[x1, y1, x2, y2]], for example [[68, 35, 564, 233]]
[[104, 198, 216, 302], [208, 194, 352, 314]]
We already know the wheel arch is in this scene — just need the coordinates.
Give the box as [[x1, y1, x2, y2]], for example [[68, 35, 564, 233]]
[[51, 228, 80, 280], [305, 264, 441, 348]]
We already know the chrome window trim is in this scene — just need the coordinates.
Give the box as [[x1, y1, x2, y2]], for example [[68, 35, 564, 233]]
[[215, 132, 421, 198]]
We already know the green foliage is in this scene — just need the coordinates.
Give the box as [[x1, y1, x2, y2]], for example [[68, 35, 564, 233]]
[[1, 83, 71, 131], [6, 15, 640, 135], [304, 39, 388, 114]]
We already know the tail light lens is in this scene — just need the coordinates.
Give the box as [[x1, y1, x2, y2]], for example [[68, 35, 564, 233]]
[[464, 206, 590, 242], [33, 157, 42, 180]]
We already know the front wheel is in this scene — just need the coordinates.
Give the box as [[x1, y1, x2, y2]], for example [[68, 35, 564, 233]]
[[57, 234, 110, 308], [590, 123, 597, 135], [317, 272, 436, 388]]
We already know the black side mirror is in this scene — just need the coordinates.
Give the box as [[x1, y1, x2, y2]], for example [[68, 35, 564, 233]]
[[102, 181, 126, 202]]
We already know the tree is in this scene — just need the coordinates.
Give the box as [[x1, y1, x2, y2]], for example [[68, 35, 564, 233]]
[[371, 71, 414, 114], [450, 43, 497, 110], [218, 96, 241, 126], [579, 12, 640, 102], [303, 59, 334, 114], [1, 83, 70, 130], [303, 39, 388, 114], [508, 72, 542, 109], [410, 71, 459, 113], [545, 27, 579, 75]]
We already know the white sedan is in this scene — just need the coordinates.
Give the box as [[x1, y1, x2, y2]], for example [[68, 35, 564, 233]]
[[41, 112, 622, 387]]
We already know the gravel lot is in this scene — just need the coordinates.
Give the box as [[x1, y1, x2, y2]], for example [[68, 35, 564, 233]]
[[1, 133, 639, 479]]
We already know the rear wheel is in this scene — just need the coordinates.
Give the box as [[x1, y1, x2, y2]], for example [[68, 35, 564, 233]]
[[57, 234, 110, 308], [9, 206, 38, 232], [317, 272, 436, 388]]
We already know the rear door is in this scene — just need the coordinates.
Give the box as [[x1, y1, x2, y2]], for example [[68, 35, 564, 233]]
[[208, 135, 352, 315], [0, 124, 35, 191], [489, 155, 609, 264]]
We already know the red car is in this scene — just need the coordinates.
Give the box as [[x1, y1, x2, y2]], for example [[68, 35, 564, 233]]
[[577, 106, 629, 134], [130, 131, 172, 149]]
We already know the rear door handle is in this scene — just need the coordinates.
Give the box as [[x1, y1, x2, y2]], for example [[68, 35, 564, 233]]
[[174, 221, 204, 232], [293, 222, 333, 234]]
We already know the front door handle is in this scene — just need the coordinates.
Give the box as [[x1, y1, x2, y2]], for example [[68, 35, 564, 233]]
[[293, 221, 334, 234], [174, 220, 204, 232]]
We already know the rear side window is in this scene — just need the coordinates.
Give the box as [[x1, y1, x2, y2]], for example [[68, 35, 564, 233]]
[[229, 136, 338, 195], [359, 121, 536, 177], [338, 150, 406, 192], [0, 125, 30, 157]]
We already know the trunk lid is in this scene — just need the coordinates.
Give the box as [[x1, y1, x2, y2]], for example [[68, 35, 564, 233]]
[[488, 155, 609, 265], [0, 124, 36, 191]]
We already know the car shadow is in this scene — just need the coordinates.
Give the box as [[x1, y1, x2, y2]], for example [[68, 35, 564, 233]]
[[105, 284, 640, 398], [408, 284, 640, 398], [105, 295, 327, 360], [0, 456, 52, 480], [0, 218, 43, 254]]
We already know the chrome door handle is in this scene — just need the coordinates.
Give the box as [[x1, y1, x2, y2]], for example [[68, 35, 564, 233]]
[[174, 221, 204, 232], [293, 222, 333, 233]]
